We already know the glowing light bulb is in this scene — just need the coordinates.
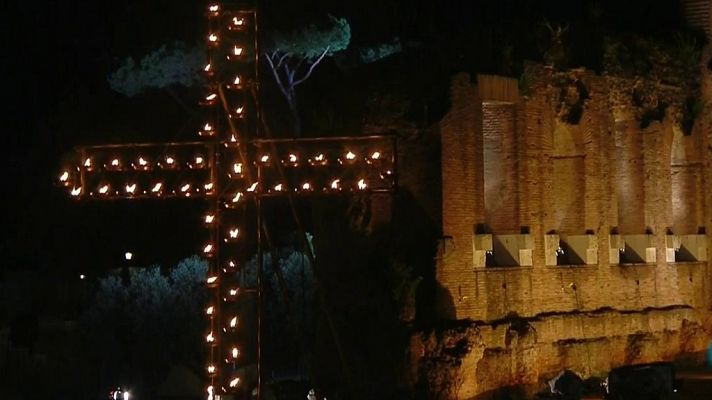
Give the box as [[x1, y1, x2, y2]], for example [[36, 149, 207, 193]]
[[233, 75, 241, 85], [166, 157, 175, 165], [330, 179, 340, 189], [208, 33, 218, 43], [232, 17, 244, 26], [195, 156, 204, 165], [204, 123, 213, 131], [99, 184, 109, 194], [125, 252, 133, 261], [204, 244, 214, 254], [228, 260, 237, 269], [229, 377, 240, 388], [288, 154, 298, 163], [229, 228, 239, 238], [205, 214, 215, 224], [371, 151, 381, 160], [274, 184, 283, 191], [204, 63, 211, 72], [247, 182, 258, 192], [71, 186, 82, 196], [209, 4, 219, 13], [233, 46, 243, 56], [207, 386, 214, 400], [231, 192, 243, 203], [151, 182, 163, 193], [229, 288, 239, 296], [346, 151, 356, 160], [229, 316, 238, 328], [111, 158, 120, 167], [138, 157, 148, 166], [206, 332, 215, 343], [302, 182, 311, 190], [59, 171, 69, 182], [180, 184, 191, 193], [235, 106, 244, 115], [231, 347, 239, 359], [207, 365, 216, 374], [84, 158, 92, 168], [233, 163, 243, 174], [358, 179, 367, 190], [230, 134, 237, 143], [206, 276, 218, 284], [206, 306, 214, 315], [205, 93, 217, 101], [204, 182, 214, 191], [125, 183, 136, 194], [260, 154, 269, 163]]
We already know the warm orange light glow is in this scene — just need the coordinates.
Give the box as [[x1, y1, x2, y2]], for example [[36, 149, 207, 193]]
[[229, 377, 240, 388], [99, 184, 109, 194], [204, 182, 214, 191], [207, 365, 216, 374], [232, 17, 244, 26], [371, 151, 381, 160], [260, 154, 269, 163], [111, 158, 120, 167], [125, 183, 136, 194], [71, 186, 82, 196], [205, 214, 215, 224], [229, 288, 239, 296], [207, 386, 214, 400], [231, 347, 239, 359], [346, 151, 356, 160], [230, 134, 237, 143], [204, 63, 212, 72], [84, 158, 92, 168], [302, 182, 311, 190], [208, 33, 218, 42], [151, 182, 163, 193], [330, 179, 340, 189], [206, 93, 217, 101], [274, 184, 283, 192], [138, 157, 148, 167], [204, 244, 214, 254], [181, 184, 191, 192], [195, 156, 204, 165], [233, 75, 241, 85], [358, 179, 367, 190], [233, 46, 243, 56], [59, 171, 69, 182], [229, 228, 239, 238], [206, 275, 218, 284], [231, 192, 243, 203], [315, 153, 325, 161], [206, 306, 214, 315], [233, 163, 243, 174], [166, 156, 175, 165], [206, 332, 215, 343], [235, 106, 244, 115], [229, 316, 238, 328], [247, 182, 258, 192], [288, 154, 298, 163], [209, 4, 219, 13], [229, 260, 237, 269]]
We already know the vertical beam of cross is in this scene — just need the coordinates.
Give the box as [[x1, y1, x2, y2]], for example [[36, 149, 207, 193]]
[[57, 2, 397, 400]]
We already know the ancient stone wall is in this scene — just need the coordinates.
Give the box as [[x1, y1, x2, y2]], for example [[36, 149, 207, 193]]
[[424, 67, 712, 398]]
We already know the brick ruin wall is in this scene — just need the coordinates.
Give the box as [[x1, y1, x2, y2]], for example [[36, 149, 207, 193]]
[[416, 68, 712, 399]]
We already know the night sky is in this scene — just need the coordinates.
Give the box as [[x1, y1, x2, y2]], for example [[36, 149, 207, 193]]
[[3, 0, 686, 279]]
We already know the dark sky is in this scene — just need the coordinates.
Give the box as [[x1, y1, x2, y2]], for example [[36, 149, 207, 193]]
[[2, 0, 686, 278]]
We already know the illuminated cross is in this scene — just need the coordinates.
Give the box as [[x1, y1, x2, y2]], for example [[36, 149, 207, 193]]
[[57, 2, 396, 399]]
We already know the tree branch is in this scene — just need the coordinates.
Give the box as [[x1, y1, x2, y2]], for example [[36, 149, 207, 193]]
[[264, 52, 291, 101], [293, 46, 330, 87]]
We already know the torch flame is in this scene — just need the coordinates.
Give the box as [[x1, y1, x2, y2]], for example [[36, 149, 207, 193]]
[[209, 4, 219, 12], [235, 106, 244, 115], [315, 153, 325, 161], [229, 316, 238, 328]]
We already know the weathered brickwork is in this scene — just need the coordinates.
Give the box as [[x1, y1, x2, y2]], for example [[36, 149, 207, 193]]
[[426, 68, 712, 398]]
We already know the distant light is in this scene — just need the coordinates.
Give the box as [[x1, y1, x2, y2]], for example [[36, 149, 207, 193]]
[[125, 252, 133, 261], [79, 274, 85, 280], [123, 391, 130, 400]]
